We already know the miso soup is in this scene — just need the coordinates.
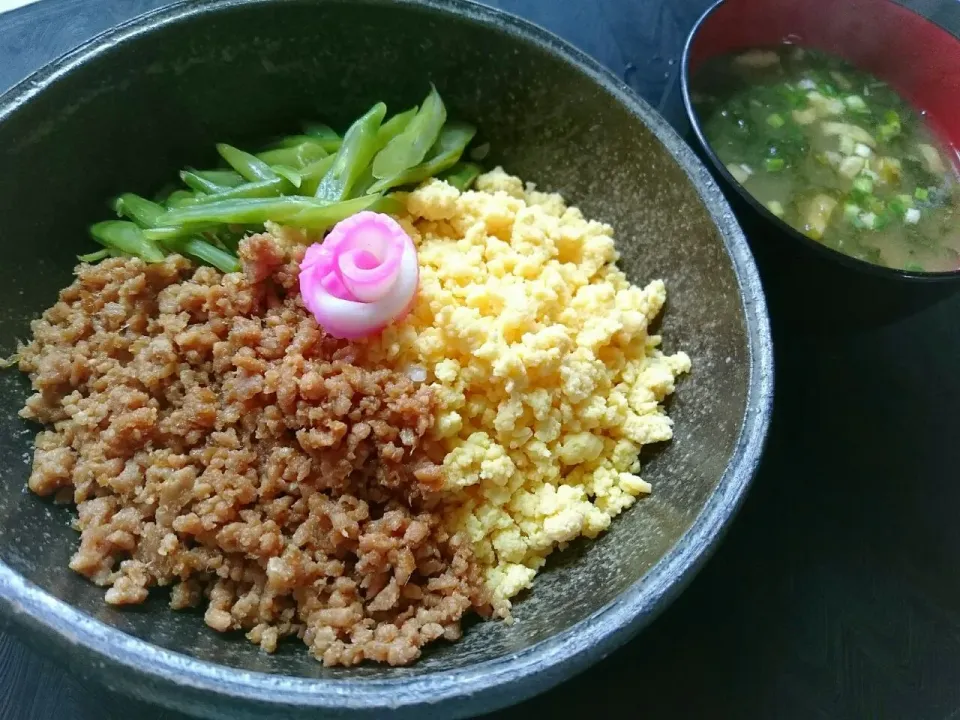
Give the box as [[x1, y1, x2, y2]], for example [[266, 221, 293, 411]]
[[692, 46, 960, 273]]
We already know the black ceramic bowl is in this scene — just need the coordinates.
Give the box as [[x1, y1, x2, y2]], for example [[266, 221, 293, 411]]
[[681, 0, 960, 332], [0, 1, 773, 718]]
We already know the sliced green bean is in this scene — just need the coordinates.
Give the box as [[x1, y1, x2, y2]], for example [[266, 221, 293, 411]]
[[113, 193, 166, 228], [144, 225, 220, 242], [373, 194, 407, 217], [440, 161, 482, 191], [256, 142, 327, 168], [301, 123, 342, 152], [299, 155, 338, 196], [271, 133, 340, 154], [216, 143, 278, 183], [372, 85, 446, 180], [165, 190, 200, 208], [160, 197, 320, 226], [90, 221, 166, 262], [351, 166, 376, 197], [181, 170, 226, 194], [272, 165, 303, 189], [77, 249, 111, 263], [196, 169, 245, 188], [376, 107, 418, 148], [193, 178, 290, 204], [153, 183, 180, 205], [369, 122, 475, 193], [284, 194, 387, 230], [164, 237, 240, 273], [316, 102, 387, 201]]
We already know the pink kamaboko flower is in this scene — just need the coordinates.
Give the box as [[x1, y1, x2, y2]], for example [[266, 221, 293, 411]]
[[298, 211, 419, 340]]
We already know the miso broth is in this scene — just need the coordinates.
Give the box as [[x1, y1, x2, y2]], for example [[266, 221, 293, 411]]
[[692, 46, 960, 272]]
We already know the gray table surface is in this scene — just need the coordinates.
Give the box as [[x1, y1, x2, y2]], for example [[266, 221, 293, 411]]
[[2, 0, 960, 718]]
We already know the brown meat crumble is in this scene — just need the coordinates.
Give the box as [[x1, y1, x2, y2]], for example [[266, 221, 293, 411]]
[[16, 235, 489, 667]]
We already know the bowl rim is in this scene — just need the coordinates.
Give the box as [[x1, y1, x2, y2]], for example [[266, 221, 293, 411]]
[[680, 0, 960, 283], [0, 0, 774, 717]]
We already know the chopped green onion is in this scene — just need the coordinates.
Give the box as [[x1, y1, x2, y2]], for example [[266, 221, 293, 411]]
[[764, 157, 785, 172], [766, 113, 786, 128], [852, 176, 874, 194], [914, 187, 930, 201], [905, 262, 924, 272], [766, 200, 785, 217], [844, 95, 868, 112]]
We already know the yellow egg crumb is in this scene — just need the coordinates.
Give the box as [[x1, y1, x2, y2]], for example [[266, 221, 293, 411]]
[[364, 170, 690, 607]]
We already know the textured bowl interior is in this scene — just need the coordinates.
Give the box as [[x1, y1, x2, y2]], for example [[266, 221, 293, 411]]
[[0, 0, 750, 684]]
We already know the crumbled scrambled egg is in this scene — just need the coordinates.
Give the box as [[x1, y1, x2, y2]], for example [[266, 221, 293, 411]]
[[366, 169, 691, 605]]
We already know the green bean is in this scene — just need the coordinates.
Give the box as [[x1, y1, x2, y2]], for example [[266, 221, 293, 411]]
[[90, 221, 166, 262], [299, 155, 338, 196], [284, 194, 388, 230], [352, 166, 377, 197], [301, 123, 342, 152], [256, 142, 328, 168], [160, 194, 391, 230], [77, 249, 111, 263], [272, 165, 303, 189], [373, 194, 407, 217], [216, 143, 278, 183], [272, 133, 340, 154], [112, 193, 166, 228], [372, 85, 446, 180], [160, 197, 320, 226], [153, 183, 180, 205], [193, 177, 290, 203], [165, 190, 200, 208], [144, 225, 220, 242], [180, 170, 226, 194], [316, 102, 387, 201], [196, 169, 245, 188], [376, 107, 418, 148], [164, 237, 240, 273], [440, 161, 482, 191], [369, 122, 475, 193]]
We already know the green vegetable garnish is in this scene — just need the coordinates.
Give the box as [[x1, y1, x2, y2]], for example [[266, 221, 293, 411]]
[[315, 102, 387, 201], [90, 221, 166, 263], [764, 157, 785, 172], [440, 162, 483, 191], [80, 86, 485, 269], [369, 122, 477, 193], [217, 143, 279, 183], [256, 142, 328, 169], [766, 113, 786, 128], [181, 170, 228, 195], [372, 85, 447, 181], [78, 249, 112, 263], [300, 123, 342, 152]]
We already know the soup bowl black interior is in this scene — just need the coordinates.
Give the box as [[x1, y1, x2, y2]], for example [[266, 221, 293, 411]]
[[682, 0, 960, 333], [0, 0, 773, 718]]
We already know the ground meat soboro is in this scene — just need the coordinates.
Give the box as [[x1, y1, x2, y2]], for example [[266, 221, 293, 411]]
[[16, 235, 489, 667]]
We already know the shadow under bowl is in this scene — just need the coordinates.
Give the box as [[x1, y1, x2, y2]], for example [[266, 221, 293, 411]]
[[681, 0, 960, 335], [0, 0, 772, 718]]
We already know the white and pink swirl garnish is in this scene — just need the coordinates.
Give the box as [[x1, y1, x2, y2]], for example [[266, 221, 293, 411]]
[[299, 211, 419, 340]]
